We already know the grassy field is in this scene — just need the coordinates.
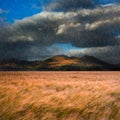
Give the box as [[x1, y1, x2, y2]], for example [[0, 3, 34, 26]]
[[0, 72, 120, 120]]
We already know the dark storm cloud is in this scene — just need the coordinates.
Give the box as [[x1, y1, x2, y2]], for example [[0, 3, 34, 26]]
[[44, 0, 97, 11], [0, 17, 64, 60], [0, 40, 63, 61], [6, 5, 120, 47], [55, 5, 120, 47], [0, 1, 120, 63], [69, 45, 120, 64]]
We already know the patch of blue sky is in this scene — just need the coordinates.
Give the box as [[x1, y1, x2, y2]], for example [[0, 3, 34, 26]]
[[96, 0, 116, 5], [0, 0, 42, 23], [54, 43, 81, 54]]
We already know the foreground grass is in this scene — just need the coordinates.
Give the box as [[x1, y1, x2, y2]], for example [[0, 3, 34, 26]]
[[0, 72, 120, 120]]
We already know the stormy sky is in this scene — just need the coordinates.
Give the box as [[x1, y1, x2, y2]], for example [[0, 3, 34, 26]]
[[0, 0, 120, 64]]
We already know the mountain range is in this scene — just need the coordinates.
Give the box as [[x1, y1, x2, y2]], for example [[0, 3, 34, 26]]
[[0, 55, 120, 71]]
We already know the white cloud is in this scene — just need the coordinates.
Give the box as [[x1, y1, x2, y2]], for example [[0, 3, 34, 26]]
[[56, 22, 81, 35], [0, 8, 8, 14]]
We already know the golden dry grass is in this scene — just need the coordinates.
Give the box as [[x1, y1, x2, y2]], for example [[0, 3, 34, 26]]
[[0, 72, 120, 120]]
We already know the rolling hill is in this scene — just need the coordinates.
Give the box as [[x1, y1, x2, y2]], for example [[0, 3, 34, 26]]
[[0, 55, 120, 71]]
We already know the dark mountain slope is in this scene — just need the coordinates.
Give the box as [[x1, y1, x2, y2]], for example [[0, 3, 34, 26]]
[[0, 55, 119, 71]]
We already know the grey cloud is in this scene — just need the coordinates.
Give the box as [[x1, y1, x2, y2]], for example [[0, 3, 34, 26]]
[[9, 5, 120, 47], [69, 45, 120, 64], [8, 11, 78, 45], [116, 0, 120, 2], [0, 8, 8, 14], [43, 0, 98, 11], [0, 40, 63, 61], [0, 13, 65, 60], [0, 4, 120, 61], [55, 5, 120, 47]]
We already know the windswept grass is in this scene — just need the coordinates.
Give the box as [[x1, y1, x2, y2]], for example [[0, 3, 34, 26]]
[[0, 72, 120, 120]]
